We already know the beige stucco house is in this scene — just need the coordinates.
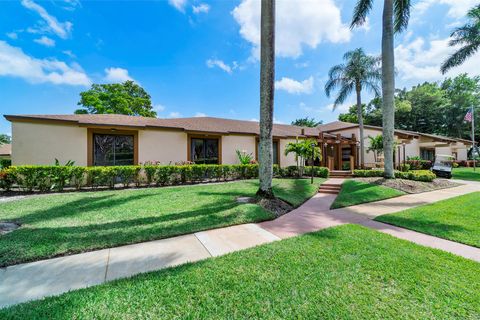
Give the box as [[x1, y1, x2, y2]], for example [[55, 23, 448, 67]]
[[4, 115, 471, 170]]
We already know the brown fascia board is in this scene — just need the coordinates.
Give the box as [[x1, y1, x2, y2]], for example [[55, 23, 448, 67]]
[[4, 115, 79, 125]]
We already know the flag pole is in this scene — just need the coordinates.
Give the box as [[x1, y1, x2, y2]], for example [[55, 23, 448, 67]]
[[473, 105, 476, 172]]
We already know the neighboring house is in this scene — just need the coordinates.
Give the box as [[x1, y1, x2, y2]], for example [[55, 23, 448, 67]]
[[319, 121, 472, 168], [0, 143, 11, 160], [4, 115, 471, 170]]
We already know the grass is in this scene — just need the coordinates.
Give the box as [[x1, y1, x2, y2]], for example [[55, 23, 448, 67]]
[[453, 167, 480, 181], [2, 224, 479, 319], [330, 180, 405, 209], [376, 192, 480, 248], [0, 178, 324, 267]]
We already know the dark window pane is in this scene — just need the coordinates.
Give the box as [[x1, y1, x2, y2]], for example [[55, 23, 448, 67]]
[[273, 141, 279, 165], [94, 135, 114, 166], [93, 134, 134, 166], [191, 138, 218, 164]]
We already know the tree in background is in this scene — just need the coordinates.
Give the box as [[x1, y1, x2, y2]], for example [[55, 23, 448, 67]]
[[75, 81, 156, 117], [291, 117, 323, 127], [0, 134, 11, 145], [325, 48, 381, 168], [441, 4, 480, 74], [257, 0, 276, 198], [337, 74, 480, 141], [351, 0, 411, 178]]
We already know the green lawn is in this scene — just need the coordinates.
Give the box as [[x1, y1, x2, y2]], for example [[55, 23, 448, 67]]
[[2, 224, 479, 319], [331, 180, 405, 209], [0, 178, 323, 267], [376, 192, 480, 247], [453, 167, 480, 181]]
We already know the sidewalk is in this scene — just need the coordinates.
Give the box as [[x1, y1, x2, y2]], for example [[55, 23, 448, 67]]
[[1, 179, 480, 308]]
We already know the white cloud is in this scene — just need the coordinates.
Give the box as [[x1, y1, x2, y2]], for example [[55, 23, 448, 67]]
[[414, 0, 477, 19], [232, 0, 350, 59], [395, 36, 480, 83], [192, 3, 210, 14], [62, 50, 76, 58], [275, 76, 314, 94], [6, 32, 18, 40], [206, 59, 236, 74], [169, 111, 182, 118], [104, 67, 134, 83], [194, 112, 207, 117], [21, 0, 72, 39], [0, 41, 90, 86], [249, 118, 259, 122], [168, 0, 187, 12], [34, 36, 55, 47], [326, 102, 352, 113], [154, 104, 166, 112]]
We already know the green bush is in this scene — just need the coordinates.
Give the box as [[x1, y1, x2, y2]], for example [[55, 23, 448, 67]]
[[304, 166, 330, 178], [0, 163, 329, 193], [0, 159, 11, 169], [354, 169, 436, 182]]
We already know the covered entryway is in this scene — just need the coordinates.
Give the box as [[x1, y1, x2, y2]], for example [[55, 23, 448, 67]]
[[317, 132, 358, 172]]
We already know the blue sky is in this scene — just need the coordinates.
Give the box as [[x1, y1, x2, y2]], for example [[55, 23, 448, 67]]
[[1, 0, 479, 135]]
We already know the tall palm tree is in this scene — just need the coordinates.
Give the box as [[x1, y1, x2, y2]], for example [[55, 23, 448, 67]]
[[325, 48, 381, 168], [257, 0, 275, 198], [351, 0, 411, 178], [441, 5, 480, 74]]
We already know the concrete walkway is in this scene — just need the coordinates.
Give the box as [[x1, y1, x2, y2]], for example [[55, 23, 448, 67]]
[[1, 179, 480, 308]]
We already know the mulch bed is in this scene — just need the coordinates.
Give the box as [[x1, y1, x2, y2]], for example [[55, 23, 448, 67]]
[[354, 177, 461, 194]]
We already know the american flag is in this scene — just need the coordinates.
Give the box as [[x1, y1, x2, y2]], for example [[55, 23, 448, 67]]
[[464, 108, 473, 122]]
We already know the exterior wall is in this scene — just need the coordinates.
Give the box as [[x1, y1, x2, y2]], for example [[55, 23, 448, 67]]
[[12, 122, 88, 166], [138, 130, 187, 164], [403, 138, 420, 159], [279, 139, 298, 167], [221, 135, 256, 165], [435, 146, 452, 157]]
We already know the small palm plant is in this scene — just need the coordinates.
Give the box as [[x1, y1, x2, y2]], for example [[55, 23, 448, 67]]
[[441, 4, 480, 74], [367, 135, 383, 162], [284, 139, 321, 176], [236, 150, 254, 165]]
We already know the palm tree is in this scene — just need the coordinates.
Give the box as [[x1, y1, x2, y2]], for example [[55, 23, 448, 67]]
[[441, 5, 480, 74], [257, 0, 275, 198], [325, 48, 381, 169], [351, 0, 411, 178]]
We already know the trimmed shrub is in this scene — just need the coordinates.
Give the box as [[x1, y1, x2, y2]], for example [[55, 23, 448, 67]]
[[0, 159, 11, 169], [354, 169, 436, 182], [0, 168, 15, 191]]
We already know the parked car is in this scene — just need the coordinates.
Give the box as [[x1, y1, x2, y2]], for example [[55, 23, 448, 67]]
[[431, 154, 454, 179]]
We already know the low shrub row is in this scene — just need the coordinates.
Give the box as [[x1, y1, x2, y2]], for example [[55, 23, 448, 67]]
[[405, 160, 432, 170], [0, 164, 329, 192], [353, 169, 436, 182]]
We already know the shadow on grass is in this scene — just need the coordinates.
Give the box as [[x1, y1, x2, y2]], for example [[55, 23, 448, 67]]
[[0, 199, 273, 267]]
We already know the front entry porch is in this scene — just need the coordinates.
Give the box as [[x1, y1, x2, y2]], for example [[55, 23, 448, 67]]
[[317, 132, 358, 172]]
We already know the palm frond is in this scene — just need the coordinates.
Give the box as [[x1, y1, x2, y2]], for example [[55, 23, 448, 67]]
[[441, 44, 479, 74], [333, 83, 355, 110], [351, 0, 374, 29], [394, 0, 411, 33]]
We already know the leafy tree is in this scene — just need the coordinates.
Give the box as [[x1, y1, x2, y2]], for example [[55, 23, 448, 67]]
[[441, 4, 480, 74], [0, 134, 11, 145], [291, 117, 323, 127], [325, 48, 381, 168], [75, 81, 157, 117], [351, 0, 411, 178], [257, 0, 275, 198]]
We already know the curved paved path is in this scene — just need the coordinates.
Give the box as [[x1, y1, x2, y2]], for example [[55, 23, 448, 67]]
[[1, 179, 480, 308]]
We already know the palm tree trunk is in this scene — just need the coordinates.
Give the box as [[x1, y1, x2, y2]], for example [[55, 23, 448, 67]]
[[257, 0, 275, 198], [356, 82, 365, 168], [382, 0, 395, 178]]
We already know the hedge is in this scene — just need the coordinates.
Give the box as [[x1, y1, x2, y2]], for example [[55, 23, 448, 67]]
[[0, 164, 329, 192], [353, 169, 436, 182]]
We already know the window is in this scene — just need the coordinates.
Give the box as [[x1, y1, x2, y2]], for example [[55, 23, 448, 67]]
[[256, 140, 279, 165], [93, 134, 134, 166], [191, 138, 219, 164], [420, 148, 435, 161]]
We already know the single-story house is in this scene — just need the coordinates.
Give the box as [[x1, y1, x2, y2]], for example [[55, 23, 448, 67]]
[[0, 143, 11, 160], [4, 115, 472, 170]]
